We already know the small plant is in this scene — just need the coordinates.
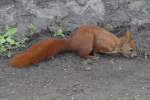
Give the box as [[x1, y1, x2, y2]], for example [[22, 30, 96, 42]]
[[53, 28, 65, 37], [28, 23, 37, 35], [0, 25, 25, 57]]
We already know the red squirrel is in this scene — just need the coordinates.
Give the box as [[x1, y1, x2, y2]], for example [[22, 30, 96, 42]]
[[9, 25, 137, 68]]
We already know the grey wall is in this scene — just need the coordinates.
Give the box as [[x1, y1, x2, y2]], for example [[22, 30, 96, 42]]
[[0, 0, 150, 35], [0, 0, 150, 30]]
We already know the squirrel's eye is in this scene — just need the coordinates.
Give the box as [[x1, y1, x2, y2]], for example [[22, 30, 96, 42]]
[[129, 48, 133, 52]]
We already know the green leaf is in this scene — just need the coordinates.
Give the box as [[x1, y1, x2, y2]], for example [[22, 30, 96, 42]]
[[0, 38, 6, 44], [5, 25, 9, 31], [6, 37, 15, 45], [5, 27, 17, 36], [0, 46, 6, 53], [29, 24, 37, 35], [14, 42, 21, 47], [54, 29, 65, 37], [0, 35, 3, 39], [0, 25, 26, 56]]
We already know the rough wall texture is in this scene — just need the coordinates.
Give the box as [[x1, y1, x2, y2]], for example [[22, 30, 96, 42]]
[[0, 0, 150, 32], [0, 0, 150, 50]]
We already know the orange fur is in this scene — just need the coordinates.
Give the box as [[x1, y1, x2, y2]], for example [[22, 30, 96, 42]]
[[9, 39, 69, 68], [9, 25, 137, 68]]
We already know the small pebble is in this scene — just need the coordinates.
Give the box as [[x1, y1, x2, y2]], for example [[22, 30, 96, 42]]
[[85, 67, 92, 71], [110, 59, 114, 64], [118, 66, 122, 70], [71, 96, 74, 100], [142, 87, 145, 90]]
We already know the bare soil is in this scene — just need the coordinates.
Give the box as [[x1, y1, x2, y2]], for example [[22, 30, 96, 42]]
[[0, 53, 149, 100]]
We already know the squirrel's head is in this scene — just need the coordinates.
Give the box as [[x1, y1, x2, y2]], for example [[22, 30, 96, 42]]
[[119, 31, 138, 58]]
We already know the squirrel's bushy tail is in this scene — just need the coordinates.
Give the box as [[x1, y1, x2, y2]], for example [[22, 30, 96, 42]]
[[9, 38, 69, 68]]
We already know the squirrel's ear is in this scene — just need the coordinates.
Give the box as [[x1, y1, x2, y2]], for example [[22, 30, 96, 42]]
[[126, 31, 132, 41]]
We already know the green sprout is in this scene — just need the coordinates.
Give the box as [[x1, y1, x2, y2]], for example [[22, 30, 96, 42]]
[[28, 23, 37, 35], [53, 28, 65, 37], [0, 25, 25, 57]]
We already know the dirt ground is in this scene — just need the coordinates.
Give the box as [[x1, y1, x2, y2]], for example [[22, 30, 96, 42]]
[[0, 53, 149, 100]]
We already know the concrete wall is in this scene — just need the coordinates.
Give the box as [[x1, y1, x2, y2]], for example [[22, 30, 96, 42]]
[[0, 0, 150, 31], [0, 0, 150, 49]]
